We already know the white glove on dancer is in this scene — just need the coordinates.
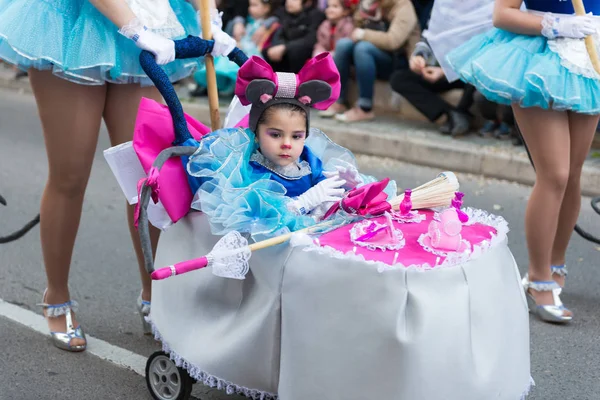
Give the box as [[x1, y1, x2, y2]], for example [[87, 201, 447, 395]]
[[198, 10, 236, 58], [291, 176, 347, 215], [119, 18, 175, 65], [541, 13, 597, 39], [323, 163, 363, 190]]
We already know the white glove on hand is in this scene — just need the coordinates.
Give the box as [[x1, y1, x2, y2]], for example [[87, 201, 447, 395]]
[[210, 24, 237, 57], [542, 13, 597, 39], [323, 164, 363, 190], [119, 18, 175, 65], [292, 176, 346, 215]]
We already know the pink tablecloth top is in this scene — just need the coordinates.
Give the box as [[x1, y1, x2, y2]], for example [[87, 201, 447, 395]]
[[317, 209, 500, 268]]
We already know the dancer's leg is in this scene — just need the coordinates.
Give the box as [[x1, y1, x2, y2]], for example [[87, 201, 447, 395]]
[[511, 105, 571, 314], [550, 112, 599, 286], [103, 83, 162, 303], [29, 69, 107, 346]]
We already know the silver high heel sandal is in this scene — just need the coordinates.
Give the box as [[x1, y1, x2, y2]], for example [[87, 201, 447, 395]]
[[137, 293, 152, 335], [522, 276, 573, 324], [38, 289, 87, 352]]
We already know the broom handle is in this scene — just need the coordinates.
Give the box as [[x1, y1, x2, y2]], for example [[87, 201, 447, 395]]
[[572, 0, 600, 75], [248, 220, 336, 252], [198, 0, 221, 131]]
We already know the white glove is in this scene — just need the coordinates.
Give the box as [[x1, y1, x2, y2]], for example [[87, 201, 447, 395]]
[[323, 164, 363, 190], [541, 13, 597, 39], [210, 24, 237, 57], [292, 176, 346, 215], [119, 18, 175, 65]]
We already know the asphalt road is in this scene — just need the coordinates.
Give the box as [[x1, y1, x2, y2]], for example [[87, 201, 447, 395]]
[[1, 89, 599, 400]]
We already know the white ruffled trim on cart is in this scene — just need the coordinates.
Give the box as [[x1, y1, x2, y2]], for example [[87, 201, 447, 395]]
[[298, 207, 509, 273], [148, 318, 279, 400]]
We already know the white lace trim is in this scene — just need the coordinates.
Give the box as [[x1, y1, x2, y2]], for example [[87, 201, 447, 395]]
[[250, 151, 312, 180], [520, 376, 535, 400], [391, 210, 426, 224], [547, 35, 600, 79], [540, 13, 559, 40], [417, 233, 471, 257], [209, 231, 251, 280], [42, 300, 79, 318], [126, 0, 185, 38], [295, 207, 509, 272], [149, 319, 278, 400]]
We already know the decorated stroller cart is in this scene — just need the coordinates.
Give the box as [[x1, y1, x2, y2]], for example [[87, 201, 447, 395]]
[[104, 32, 533, 400]]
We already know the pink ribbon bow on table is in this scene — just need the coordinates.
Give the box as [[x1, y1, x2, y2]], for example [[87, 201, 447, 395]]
[[134, 166, 160, 229], [234, 53, 341, 110], [323, 178, 392, 220]]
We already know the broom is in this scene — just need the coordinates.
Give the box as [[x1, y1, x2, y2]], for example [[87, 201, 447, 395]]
[[572, 0, 600, 75], [389, 171, 459, 211], [150, 172, 460, 280]]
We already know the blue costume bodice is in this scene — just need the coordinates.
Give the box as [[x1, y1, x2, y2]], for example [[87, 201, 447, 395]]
[[250, 147, 326, 198], [524, 0, 600, 15]]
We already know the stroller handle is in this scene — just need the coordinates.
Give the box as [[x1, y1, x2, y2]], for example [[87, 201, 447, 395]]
[[139, 36, 248, 146]]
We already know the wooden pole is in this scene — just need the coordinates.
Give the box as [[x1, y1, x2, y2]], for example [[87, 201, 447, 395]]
[[572, 0, 600, 75], [198, 0, 222, 131]]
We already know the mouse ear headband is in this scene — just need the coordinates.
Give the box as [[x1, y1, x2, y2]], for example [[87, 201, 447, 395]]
[[235, 53, 341, 132]]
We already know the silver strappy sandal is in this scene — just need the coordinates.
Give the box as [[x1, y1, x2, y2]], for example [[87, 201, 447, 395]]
[[522, 275, 573, 324], [38, 289, 87, 352]]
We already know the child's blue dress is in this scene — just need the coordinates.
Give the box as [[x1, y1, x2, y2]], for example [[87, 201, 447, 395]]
[[0, 0, 200, 85], [446, 0, 600, 114], [187, 127, 397, 239]]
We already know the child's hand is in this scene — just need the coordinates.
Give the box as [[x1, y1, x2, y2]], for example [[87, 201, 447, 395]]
[[422, 66, 445, 83], [409, 55, 426, 75], [292, 176, 346, 215], [323, 164, 363, 190], [233, 22, 246, 41], [267, 44, 286, 62], [252, 26, 267, 44]]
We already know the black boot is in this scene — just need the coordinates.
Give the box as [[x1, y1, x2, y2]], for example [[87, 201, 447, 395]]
[[449, 110, 471, 137]]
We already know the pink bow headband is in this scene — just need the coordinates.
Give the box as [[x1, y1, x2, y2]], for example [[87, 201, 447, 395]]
[[235, 53, 341, 110]]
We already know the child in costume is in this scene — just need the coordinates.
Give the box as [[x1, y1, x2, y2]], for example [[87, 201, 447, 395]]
[[187, 53, 395, 239], [313, 0, 357, 58], [447, 0, 600, 324]]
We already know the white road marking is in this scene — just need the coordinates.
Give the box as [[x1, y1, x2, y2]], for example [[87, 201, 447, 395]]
[[0, 297, 147, 376]]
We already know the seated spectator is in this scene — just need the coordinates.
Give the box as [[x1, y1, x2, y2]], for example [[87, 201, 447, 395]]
[[234, 0, 281, 57], [389, 35, 474, 137], [319, 0, 420, 123], [262, 0, 325, 73], [313, 0, 357, 58]]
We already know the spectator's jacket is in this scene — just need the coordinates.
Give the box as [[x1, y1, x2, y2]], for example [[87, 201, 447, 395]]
[[313, 16, 355, 57], [270, 6, 326, 58], [354, 0, 420, 55]]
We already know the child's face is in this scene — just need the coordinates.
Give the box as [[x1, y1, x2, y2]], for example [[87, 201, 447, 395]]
[[249, 0, 271, 20], [285, 0, 303, 14], [257, 109, 307, 168], [326, 0, 347, 22]]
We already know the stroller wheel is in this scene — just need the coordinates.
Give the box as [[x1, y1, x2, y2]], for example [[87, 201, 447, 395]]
[[146, 351, 194, 400]]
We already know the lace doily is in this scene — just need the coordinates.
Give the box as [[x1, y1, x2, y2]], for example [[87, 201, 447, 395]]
[[250, 151, 312, 180], [391, 210, 426, 224], [349, 219, 405, 251], [209, 231, 251, 280]]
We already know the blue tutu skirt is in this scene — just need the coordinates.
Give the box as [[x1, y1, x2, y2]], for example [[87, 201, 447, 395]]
[[446, 28, 600, 114], [0, 0, 201, 85]]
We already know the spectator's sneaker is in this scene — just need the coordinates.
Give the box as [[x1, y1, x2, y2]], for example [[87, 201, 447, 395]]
[[478, 120, 498, 137], [335, 107, 375, 123], [494, 122, 512, 140], [449, 110, 471, 137], [439, 118, 452, 135], [319, 102, 347, 118]]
